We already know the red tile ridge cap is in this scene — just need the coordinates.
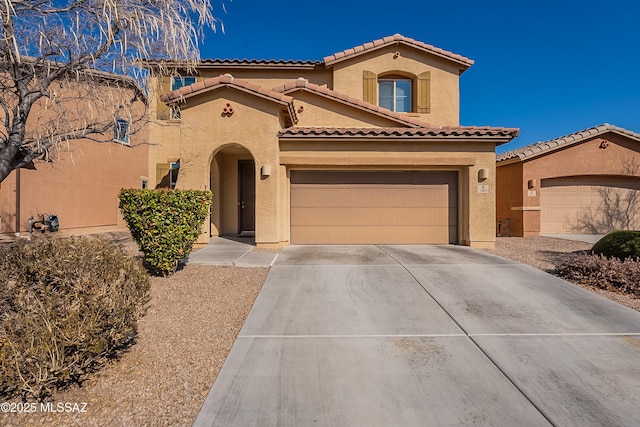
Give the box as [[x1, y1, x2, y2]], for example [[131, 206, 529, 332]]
[[323, 34, 474, 71]]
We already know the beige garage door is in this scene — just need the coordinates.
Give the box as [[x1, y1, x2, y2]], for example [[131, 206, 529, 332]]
[[540, 178, 640, 234], [290, 171, 458, 244]]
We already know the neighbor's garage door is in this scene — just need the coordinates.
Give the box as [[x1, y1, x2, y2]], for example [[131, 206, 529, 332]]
[[290, 170, 458, 244], [540, 178, 640, 234]]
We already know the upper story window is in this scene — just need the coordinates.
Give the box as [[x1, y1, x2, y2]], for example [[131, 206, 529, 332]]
[[378, 79, 411, 113], [114, 118, 130, 145], [363, 70, 431, 114], [171, 76, 196, 91]]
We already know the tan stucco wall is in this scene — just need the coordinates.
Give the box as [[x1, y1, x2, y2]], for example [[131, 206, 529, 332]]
[[496, 161, 525, 236], [156, 89, 286, 245], [194, 68, 333, 91], [331, 45, 461, 126], [523, 136, 640, 179], [290, 90, 411, 128], [497, 134, 640, 237], [0, 138, 148, 235]]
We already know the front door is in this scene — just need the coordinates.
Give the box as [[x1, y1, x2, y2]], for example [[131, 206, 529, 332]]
[[238, 160, 255, 233]]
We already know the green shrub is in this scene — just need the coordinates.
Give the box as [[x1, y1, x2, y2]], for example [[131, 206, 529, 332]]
[[592, 230, 640, 260], [0, 237, 150, 399], [119, 189, 213, 276], [555, 253, 640, 296]]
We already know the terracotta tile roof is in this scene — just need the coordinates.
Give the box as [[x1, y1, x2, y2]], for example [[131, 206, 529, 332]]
[[323, 34, 474, 73], [497, 123, 640, 163], [279, 126, 519, 141], [196, 59, 320, 69], [160, 74, 297, 123], [272, 78, 425, 128], [141, 58, 320, 70]]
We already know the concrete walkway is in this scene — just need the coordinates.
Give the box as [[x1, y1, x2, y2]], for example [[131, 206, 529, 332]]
[[193, 245, 640, 426], [187, 237, 278, 268]]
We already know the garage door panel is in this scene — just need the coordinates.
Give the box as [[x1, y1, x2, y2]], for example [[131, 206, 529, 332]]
[[292, 186, 453, 208], [290, 171, 458, 244], [541, 179, 640, 234], [291, 206, 453, 227], [290, 225, 454, 245]]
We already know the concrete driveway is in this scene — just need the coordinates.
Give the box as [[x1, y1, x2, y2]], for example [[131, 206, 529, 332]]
[[193, 245, 640, 426]]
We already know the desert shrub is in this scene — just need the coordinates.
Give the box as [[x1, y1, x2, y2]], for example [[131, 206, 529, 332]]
[[592, 230, 640, 260], [555, 253, 640, 296], [0, 237, 150, 399], [119, 189, 213, 276]]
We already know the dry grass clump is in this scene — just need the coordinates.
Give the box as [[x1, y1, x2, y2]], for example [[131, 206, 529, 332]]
[[555, 254, 640, 297], [0, 237, 150, 400]]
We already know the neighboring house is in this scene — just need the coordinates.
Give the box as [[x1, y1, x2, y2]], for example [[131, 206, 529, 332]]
[[496, 124, 640, 237], [146, 34, 519, 248], [0, 75, 148, 236]]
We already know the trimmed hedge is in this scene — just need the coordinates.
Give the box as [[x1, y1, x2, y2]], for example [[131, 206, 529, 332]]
[[119, 189, 213, 276], [0, 237, 150, 399], [592, 230, 640, 260]]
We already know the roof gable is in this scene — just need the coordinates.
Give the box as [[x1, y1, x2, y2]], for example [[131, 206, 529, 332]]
[[160, 74, 297, 123], [497, 124, 640, 163], [323, 34, 474, 74], [272, 78, 425, 128]]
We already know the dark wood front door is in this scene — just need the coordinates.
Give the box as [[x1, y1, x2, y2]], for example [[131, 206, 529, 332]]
[[238, 160, 255, 233]]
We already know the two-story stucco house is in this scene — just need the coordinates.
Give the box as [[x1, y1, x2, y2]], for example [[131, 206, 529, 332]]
[[146, 34, 519, 248]]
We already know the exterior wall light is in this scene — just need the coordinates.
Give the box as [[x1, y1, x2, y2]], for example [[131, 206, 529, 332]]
[[261, 165, 272, 177], [528, 179, 537, 189], [478, 168, 489, 182]]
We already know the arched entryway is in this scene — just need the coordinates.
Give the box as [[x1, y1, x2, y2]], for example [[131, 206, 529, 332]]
[[210, 145, 256, 237]]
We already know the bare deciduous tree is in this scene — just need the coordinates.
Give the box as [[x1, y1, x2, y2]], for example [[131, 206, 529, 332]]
[[0, 0, 221, 183]]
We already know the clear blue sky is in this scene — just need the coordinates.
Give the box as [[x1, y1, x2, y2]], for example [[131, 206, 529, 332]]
[[200, 0, 639, 153]]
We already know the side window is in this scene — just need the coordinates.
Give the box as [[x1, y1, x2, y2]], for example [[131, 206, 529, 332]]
[[171, 76, 196, 91], [114, 118, 130, 145], [155, 161, 180, 189], [169, 162, 180, 189], [378, 79, 411, 113]]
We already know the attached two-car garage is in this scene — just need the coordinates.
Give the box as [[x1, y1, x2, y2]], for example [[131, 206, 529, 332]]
[[290, 170, 458, 244], [540, 177, 640, 234]]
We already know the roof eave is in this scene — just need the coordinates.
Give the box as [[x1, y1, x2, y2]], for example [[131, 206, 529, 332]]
[[497, 124, 640, 163], [323, 37, 474, 72], [278, 128, 519, 142]]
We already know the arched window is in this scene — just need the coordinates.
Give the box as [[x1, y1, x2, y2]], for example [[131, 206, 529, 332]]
[[363, 70, 431, 114]]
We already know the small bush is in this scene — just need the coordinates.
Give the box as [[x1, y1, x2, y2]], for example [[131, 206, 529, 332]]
[[119, 189, 213, 276], [555, 253, 640, 296], [0, 237, 150, 399], [592, 230, 640, 260]]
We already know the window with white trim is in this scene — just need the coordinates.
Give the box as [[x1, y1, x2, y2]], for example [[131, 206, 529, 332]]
[[378, 79, 411, 113], [114, 118, 130, 144], [171, 76, 196, 91], [169, 161, 180, 189]]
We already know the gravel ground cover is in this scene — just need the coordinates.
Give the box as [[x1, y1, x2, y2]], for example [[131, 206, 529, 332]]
[[0, 233, 268, 426], [1, 232, 638, 426]]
